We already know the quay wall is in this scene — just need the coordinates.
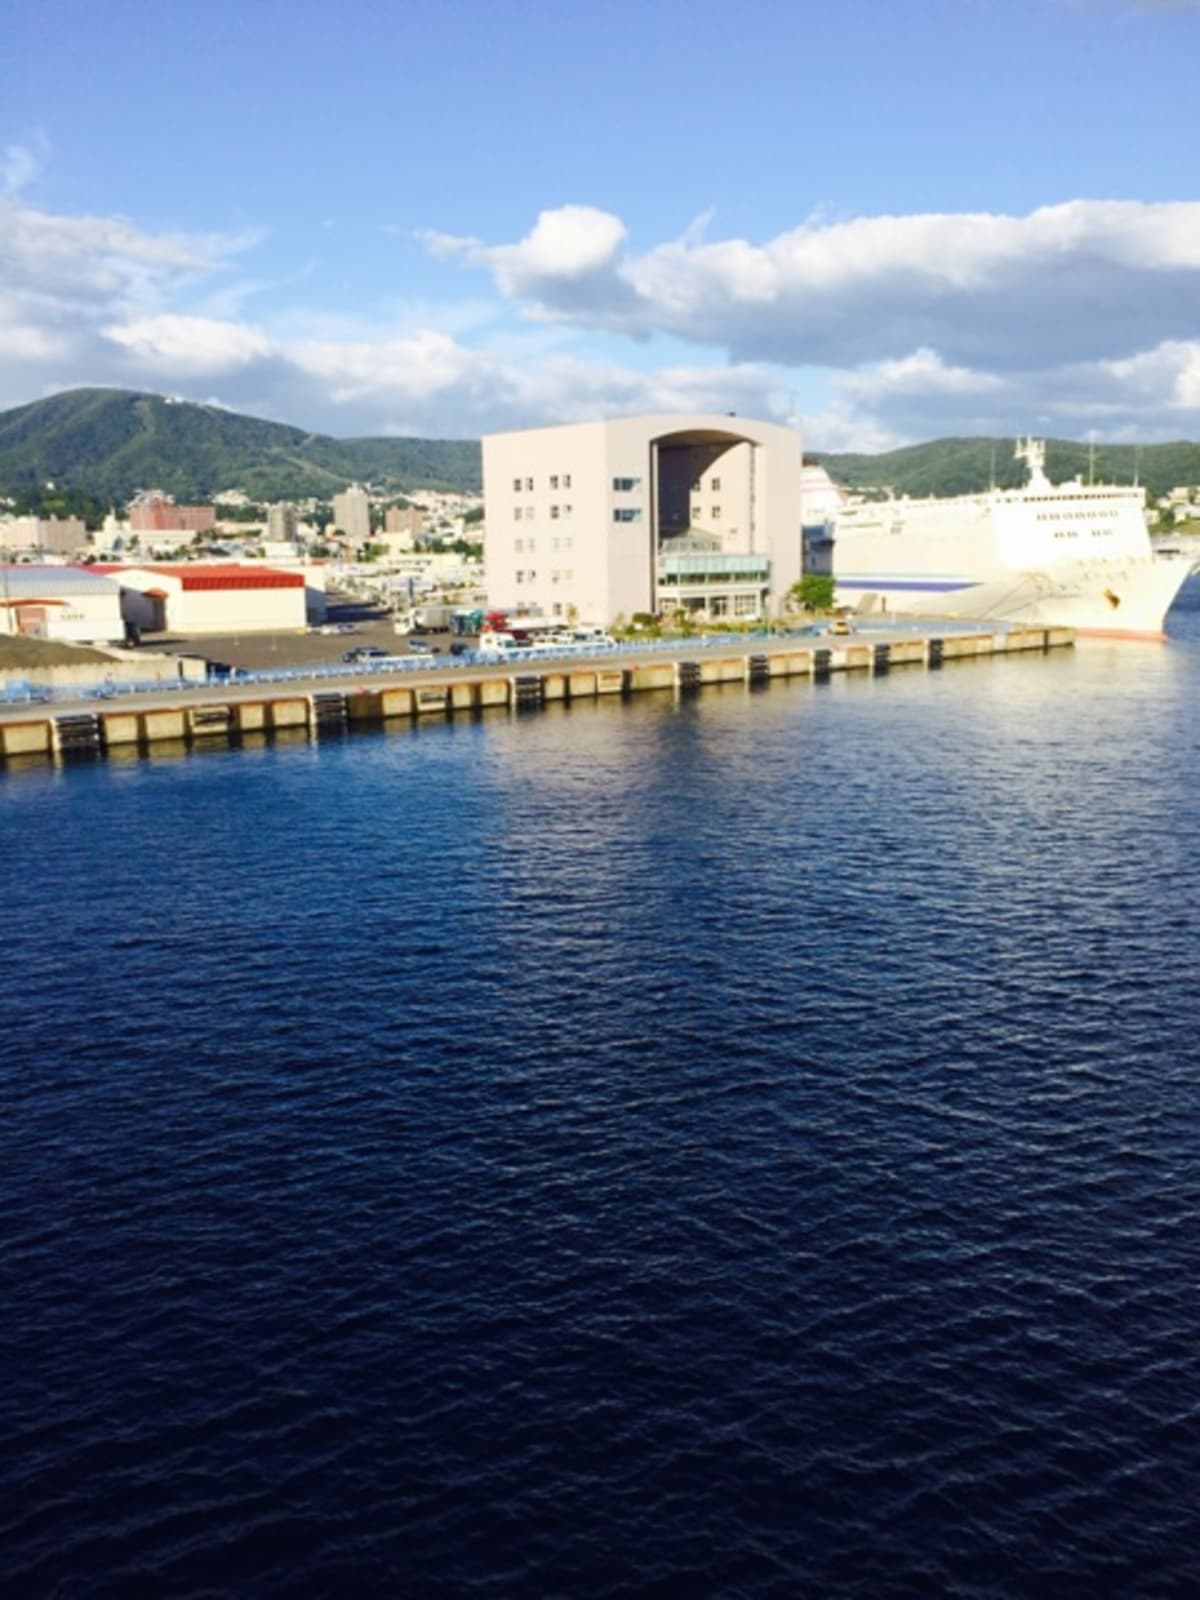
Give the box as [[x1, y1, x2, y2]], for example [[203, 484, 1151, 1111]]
[[0, 629, 1074, 765]]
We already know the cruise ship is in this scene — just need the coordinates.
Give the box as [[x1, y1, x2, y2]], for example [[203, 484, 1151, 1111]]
[[807, 439, 1196, 638]]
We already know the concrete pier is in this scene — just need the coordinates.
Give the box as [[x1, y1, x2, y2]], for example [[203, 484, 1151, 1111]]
[[0, 627, 1073, 765]]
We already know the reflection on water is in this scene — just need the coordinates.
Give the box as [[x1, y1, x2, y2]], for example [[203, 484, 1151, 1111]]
[[2, 596, 1199, 1597]]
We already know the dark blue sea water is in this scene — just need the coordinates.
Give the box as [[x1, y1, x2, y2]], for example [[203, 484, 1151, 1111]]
[[4, 598, 1200, 1599]]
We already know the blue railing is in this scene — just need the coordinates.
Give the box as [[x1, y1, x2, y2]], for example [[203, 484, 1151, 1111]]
[[1, 621, 998, 705]]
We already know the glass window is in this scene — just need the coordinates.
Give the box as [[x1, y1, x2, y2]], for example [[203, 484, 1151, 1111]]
[[711, 477, 721, 491], [525, 477, 534, 491], [550, 505, 560, 519], [512, 478, 521, 492], [612, 476, 642, 492], [550, 475, 559, 490], [562, 474, 571, 489], [712, 506, 721, 520], [514, 507, 523, 521]]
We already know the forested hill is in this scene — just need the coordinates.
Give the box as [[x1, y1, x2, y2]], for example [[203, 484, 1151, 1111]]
[[1, 389, 1197, 506], [0, 389, 482, 504], [814, 436, 1200, 500]]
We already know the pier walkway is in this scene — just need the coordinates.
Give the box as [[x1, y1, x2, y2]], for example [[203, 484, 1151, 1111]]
[[0, 624, 1073, 764]]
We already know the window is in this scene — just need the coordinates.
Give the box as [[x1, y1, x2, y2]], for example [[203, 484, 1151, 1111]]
[[550, 475, 559, 490], [711, 477, 721, 491], [512, 478, 521, 492], [514, 507, 523, 521], [526, 506, 534, 520], [515, 570, 525, 584], [525, 477, 534, 491], [561, 534, 573, 550], [561, 504, 572, 519], [550, 505, 560, 519], [562, 474, 571, 489], [612, 476, 641, 492], [613, 508, 642, 522], [514, 537, 524, 552], [712, 506, 721, 520]]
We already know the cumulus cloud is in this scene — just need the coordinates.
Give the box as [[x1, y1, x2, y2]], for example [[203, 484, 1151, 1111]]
[[433, 200, 1200, 371], [425, 204, 638, 320], [3, 185, 1200, 449]]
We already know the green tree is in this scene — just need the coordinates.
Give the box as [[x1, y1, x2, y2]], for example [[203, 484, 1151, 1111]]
[[789, 574, 835, 612]]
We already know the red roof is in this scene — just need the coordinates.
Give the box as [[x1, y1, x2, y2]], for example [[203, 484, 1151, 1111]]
[[86, 563, 303, 591]]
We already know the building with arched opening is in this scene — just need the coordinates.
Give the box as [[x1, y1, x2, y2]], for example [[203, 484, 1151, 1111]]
[[482, 414, 805, 625]]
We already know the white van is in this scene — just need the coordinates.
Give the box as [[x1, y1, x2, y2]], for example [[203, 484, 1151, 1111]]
[[478, 631, 522, 655]]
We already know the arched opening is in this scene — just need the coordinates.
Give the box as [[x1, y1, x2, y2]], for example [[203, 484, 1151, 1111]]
[[649, 429, 770, 623]]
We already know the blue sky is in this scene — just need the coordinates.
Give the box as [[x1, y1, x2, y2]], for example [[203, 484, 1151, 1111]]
[[4, 0, 1200, 446]]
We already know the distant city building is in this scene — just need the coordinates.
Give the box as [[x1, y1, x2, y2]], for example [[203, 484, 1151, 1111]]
[[37, 516, 89, 556], [482, 413, 805, 624], [332, 484, 371, 543], [384, 505, 425, 538], [0, 516, 41, 552], [267, 502, 299, 542], [0, 515, 88, 555], [128, 493, 216, 534]]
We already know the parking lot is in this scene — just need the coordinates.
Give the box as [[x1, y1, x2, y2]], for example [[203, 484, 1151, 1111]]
[[141, 593, 467, 673]]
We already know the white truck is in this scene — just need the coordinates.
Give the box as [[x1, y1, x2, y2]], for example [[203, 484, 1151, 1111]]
[[395, 602, 454, 634]]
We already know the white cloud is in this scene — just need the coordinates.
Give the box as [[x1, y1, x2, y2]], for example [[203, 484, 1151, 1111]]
[[2, 133, 50, 196], [433, 200, 1200, 371], [2, 185, 1200, 450], [102, 313, 273, 374]]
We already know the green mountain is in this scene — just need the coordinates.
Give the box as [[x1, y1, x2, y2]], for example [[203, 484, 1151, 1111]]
[[1, 388, 1196, 510], [0, 388, 482, 505], [815, 436, 1200, 500]]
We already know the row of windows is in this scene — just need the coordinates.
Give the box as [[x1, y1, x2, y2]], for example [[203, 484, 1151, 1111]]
[[692, 504, 722, 520], [514, 536, 575, 553], [691, 477, 721, 492], [513, 568, 576, 584], [1035, 510, 1119, 521], [511, 474, 574, 492], [515, 505, 573, 521]]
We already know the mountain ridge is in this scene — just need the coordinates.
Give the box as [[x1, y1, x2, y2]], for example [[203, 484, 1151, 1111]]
[[1, 388, 1197, 507]]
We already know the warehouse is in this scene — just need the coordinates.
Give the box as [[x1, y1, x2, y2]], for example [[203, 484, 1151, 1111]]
[[0, 564, 125, 644], [95, 563, 309, 636]]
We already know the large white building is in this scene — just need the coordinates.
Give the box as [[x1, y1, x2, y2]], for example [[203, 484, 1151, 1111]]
[[0, 565, 125, 643], [93, 563, 310, 636], [482, 414, 806, 625]]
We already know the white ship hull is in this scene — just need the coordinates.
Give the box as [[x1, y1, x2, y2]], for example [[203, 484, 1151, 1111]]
[[835, 552, 1196, 639], [824, 441, 1198, 639]]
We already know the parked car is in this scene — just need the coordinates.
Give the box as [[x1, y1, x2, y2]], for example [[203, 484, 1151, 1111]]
[[448, 640, 470, 657], [342, 645, 390, 663], [405, 638, 438, 655]]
